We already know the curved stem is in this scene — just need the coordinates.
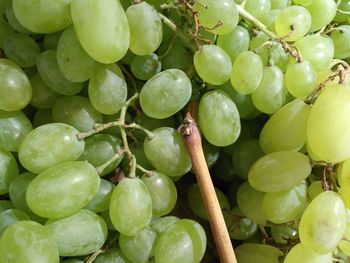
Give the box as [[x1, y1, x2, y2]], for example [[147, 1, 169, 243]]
[[95, 149, 125, 175]]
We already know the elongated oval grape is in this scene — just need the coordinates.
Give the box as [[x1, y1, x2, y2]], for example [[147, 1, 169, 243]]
[[85, 179, 114, 213], [245, 0, 271, 20], [299, 191, 347, 254], [0, 58, 32, 111], [305, 0, 337, 32], [126, 2, 162, 55], [235, 243, 283, 263], [71, 0, 130, 63], [151, 216, 179, 234], [284, 243, 333, 263], [140, 69, 192, 119], [57, 26, 100, 82], [252, 65, 285, 114], [199, 90, 241, 146], [307, 84, 350, 163], [0, 110, 32, 152], [260, 99, 311, 153], [194, 0, 238, 35], [0, 209, 30, 235], [131, 53, 161, 80], [248, 151, 311, 192], [109, 177, 152, 236], [231, 51, 263, 95], [45, 209, 107, 256], [30, 74, 60, 109], [0, 220, 59, 263], [26, 161, 100, 218], [19, 123, 84, 174], [331, 25, 350, 59], [144, 127, 191, 176], [0, 148, 18, 195], [194, 45, 232, 85], [275, 6, 311, 41]]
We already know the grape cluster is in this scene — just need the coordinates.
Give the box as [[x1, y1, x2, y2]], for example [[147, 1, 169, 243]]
[[1, 0, 350, 262]]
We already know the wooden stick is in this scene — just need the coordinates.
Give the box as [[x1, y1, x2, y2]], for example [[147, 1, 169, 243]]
[[180, 113, 237, 263]]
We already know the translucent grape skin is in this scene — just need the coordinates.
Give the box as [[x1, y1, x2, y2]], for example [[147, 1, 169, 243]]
[[0, 147, 19, 195], [0, 209, 30, 235], [284, 243, 333, 263], [305, 0, 337, 32], [235, 243, 283, 263], [244, 0, 271, 20], [84, 179, 114, 213], [130, 53, 162, 81], [331, 25, 350, 59]]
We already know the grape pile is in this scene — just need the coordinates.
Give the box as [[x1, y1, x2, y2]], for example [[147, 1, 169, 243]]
[[1, 0, 350, 262]]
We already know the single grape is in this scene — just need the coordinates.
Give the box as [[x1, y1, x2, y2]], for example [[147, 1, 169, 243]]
[[334, 0, 350, 22], [235, 243, 283, 263], [224, 207, 258, 240], [85, 179, 114, 213], [131, 53, 162, 80], [305, 0, 337, 32], [0, 148, 18, 195], [331, 25, 350, 59], [5, 6, 32, 34], [150, 216, 179, 234], [284, 243, 333, 263], [244, 0, 271, 20]]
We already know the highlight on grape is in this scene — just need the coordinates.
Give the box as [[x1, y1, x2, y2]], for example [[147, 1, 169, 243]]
[[0, 0, 350, 262]]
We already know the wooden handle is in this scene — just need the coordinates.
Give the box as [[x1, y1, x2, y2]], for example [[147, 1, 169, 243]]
[[180, 113, 237, 263]]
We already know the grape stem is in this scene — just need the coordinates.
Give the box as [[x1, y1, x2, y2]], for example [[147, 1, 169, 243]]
[[95, 149, 125, 175], [85, 248, 105, 263], [179, 113, 237, 263]]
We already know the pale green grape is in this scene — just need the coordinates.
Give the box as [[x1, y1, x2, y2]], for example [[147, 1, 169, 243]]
[[194, 0, 238, 35], [284, 243, 333, 263], [285, 60, 317, 98], [126, 2, 162, 55], [94, 248, 130, 263], [36, 50, 83, 96], [119, 226, 157, 263], [194, 45, 232, 85], [337, 159, 350, 208], [0, 58, 32, 111], [71, 0, 129, 63], [144, 127, 192, 176], [217, 26, 250, 62], [275, 6, 311, 41], [334, 0, 350, 22], [244, 0, 271, 20], [45, 209, 107, 256], [12, 0, 71, 33], [259, 98, 311, 153], [252, 65, 285, 114], [249, 32, 269, 66], [269, 43, 290, 71], [307, 84, 350, 163], [231, 51, 263, 95], [140, 69, 192, 119], [0, 209, 29, 235], [0, 220, 59, 263], [0, 110, 32, 152], [0, 148, 18, 195], [339, 240, 350, 257], [331, 26, 350, 59], [261, 9, 280, 32], [57, 26, 100, 82], [32, 109, 54, 128], [5, 7, 32, 34], [248, 151, 311, 192], [308, 180, 323, 199], [109, 177, 152, 236], [19, 123, 84, 174], [29, 74, 60, 109], [26, 161, 100, 219], [0, 19, 15, 48], [150, 216, 179, 234], [85, 179, 114, 213], [299, 191, 347, 254], [130, 53, 161, 80], [224, 207, 258, 240], [235, 243, 283, 263], [305, 0, 337, 32], [198, 90, 241, 146], [294, 0, 313, 5], [317, 59, 350, 86]]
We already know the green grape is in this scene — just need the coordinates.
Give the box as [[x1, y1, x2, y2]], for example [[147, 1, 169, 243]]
[[217, 26, 250, 62], [275, 6, 311, 41], [231, 51, 264, 95], [202, 140, 220, 168], [307, 180, 323, 199], [0, 19, 15, 48], [232, 139, 264, 179], [144, 127, 192, 177], [95, 248, 130, 263], [109, 177, 152, 236], [3, 33, 40, 68], [284, 243, 333, 263], [126, 2, 162, 55], [331, 26, 350, 59], [43, 32, 61, 50], [0, 0, 10, 15], [57, 26, 100, 83], [0, 220, 59, 263], [224, 207, 258, 240], [45, 209, 107, 256], [36, 50, 83, 96], [244, 0, 271, 20], [198, 90, 241, 146], [71, 0, 129, 63], [194, 0, 238, 35], [261, 9, 280, 32], [270, 224, 299, 244], [150, 216, 179, 234], [119, 226, 157, 263], [337, 160, 350, 208], [294, 0, 313, 5], [30, 73, 60, 109], [12, 0, 71, 33], [19, 123, 84, 173], [124, 142, 154, 176], [32, 109, 54, 128], [0, 209, 30, 235], [88, 64, 128, 115], [140, 69, 192, 119], [0, 110, 32, 152], [130, 53, 161, 80], [339, 240, 350, 257], [305, 0, 337, 32], [26, 161, 100, 219], [0, 148, 18, 195], [285, 60, 317, 98], [194, 45, 232, 85], [0, 200, 15, 213], [248, 151, 311, 192], [334, 0, 350, 22], [235, 243, 283, 263], [0, 58, 32, 111], [141, 172, 177, 216], [187, 183, 230, 220], [214, 153, 236, 182], [85, 179, 114, 213], [160, 41, 192, 72], [269, 43, 289, 71], [252, 65, 285, 114], [52, 96, 103, 132], [259, 98, 311, 153], [299, 191, 347, 254], [236, 182, 266, 225], [249, 32, 269, 66], [295, 35, 334, 71], [5, 6, 32, 34], [307, 84, 350, 163], [262, 181, 308, 224]]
